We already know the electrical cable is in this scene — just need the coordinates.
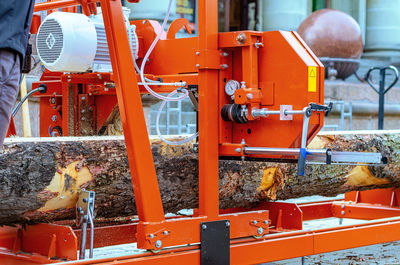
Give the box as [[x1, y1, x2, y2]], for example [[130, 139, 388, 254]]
[[156, 90, 199, 145], [12, 85, 46, 117]]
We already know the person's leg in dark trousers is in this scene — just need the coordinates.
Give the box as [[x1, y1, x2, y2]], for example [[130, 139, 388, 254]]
[[0, 49, 20, 149]]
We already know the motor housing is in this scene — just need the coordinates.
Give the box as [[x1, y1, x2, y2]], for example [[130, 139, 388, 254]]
[[36, 9, 139, 72]]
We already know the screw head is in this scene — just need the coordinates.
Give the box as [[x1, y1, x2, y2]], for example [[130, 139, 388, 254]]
[[52, 115, 57, 122], [195, 51, 200, 56], [225, 221, 230, 227], [341, 211, 345, 215], [202, 224, 207, 230], [149, 234, 154, 239], [164, 230, 168, 236], [222, 52, 229, 57], [341, 204, 345, 209], [155, 240, 162, 248], [253, 220, 257, 225], [196, 64, 200, 68], [257, 227, 263, 235], [264, 220, 268, 225], [50, 97, 56, 104], [81, 96, 86, 101], [247, 93, 253, 100], [221, 64, 229, 69]]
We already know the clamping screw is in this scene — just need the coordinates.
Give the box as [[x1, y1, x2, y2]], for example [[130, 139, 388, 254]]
[[202, 224, 207, 230], [155, 240, 162, 248], [257, 227, 263, 235]]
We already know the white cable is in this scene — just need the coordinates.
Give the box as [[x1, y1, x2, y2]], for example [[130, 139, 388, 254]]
[[156, 91, 199, 145], [139, 0, 189, 102]]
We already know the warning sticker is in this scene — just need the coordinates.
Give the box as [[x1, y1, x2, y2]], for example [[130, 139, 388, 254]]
[[308, 66, 317, 92]]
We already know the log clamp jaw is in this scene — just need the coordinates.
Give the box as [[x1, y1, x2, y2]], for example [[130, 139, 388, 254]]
[[76, 190, 95, 259]]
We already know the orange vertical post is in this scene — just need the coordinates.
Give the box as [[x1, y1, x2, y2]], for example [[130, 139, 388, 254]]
[[99, 0, 165, 223], [198, 0, 220, 217]]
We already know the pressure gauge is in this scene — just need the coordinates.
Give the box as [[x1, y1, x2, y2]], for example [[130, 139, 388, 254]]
[[225, 80, 240, 96]]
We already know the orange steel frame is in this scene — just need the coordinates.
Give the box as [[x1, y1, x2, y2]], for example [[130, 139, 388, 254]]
[[2, 0, 400, 264]]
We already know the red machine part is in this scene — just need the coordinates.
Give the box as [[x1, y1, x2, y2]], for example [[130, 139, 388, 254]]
[[6, 116, 16, 137]]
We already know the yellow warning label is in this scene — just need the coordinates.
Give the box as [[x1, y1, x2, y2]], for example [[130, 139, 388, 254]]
[[308, 66, 317, 92]]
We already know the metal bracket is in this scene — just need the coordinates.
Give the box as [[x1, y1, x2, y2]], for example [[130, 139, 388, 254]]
[[250, 219, 269, 238], [200, 220, 230, 265], [145, 229, 170, 250], [76, 190, 95, 260]]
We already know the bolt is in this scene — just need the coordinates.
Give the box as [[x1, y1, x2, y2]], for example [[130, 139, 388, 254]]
[[257, 227, 263, 235], [241, 81, 246, 88], [247, 93, 253, 100], [81, 96, 86, 101], [155, 240, 162, 248], [52, 115, 57, 122], [149, 234, 154, 239], [196, 64, 200, 68], [202, 224, 207, 230], [341, 211, 345, 215], [222, 52, 229, 57], [254, 42, 263, 48], [221, 64, 228, 69], [164, 230, 168, 236], [142, 20, 146, 24], [225, 221, 230, 227], [50, 97, 56, 104], [253, 220, 257, 225], [235, 148, 241, 153], [81, 117, 85, 121], [264, 220, 268, 225], [236, 32, 247, 44], [195, 51, 200, 56], [97, 74, 102, 79], [341, 204, 345, 209], [81, 109, 86, 114]]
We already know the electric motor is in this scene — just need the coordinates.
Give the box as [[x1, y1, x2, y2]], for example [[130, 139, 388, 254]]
[[36, 9, 139, 72]]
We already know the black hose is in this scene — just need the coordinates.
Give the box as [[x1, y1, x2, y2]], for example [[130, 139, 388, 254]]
[[12, 84, 47, 117]]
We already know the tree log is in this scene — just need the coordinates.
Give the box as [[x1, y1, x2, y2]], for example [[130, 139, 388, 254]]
[[0, 131, 399, 225]]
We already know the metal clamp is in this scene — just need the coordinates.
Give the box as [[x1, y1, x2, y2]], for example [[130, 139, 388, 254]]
[[297, 103, 334, 176], [77, 190, 95, 260]]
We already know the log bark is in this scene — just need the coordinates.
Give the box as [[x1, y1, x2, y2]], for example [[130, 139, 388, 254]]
[[0, 131, 399, 225]]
